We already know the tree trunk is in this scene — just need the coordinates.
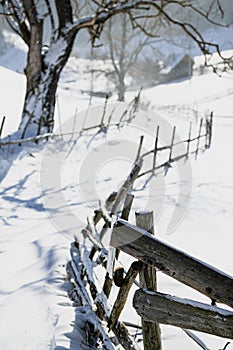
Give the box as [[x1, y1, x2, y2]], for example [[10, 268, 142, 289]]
[[117, 74, 126, 102], [18, 36, 75, 138]]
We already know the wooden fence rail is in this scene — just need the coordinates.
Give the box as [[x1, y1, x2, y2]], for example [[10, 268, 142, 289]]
[[111, 219, 233, 309], [133, 290, 233, 339]]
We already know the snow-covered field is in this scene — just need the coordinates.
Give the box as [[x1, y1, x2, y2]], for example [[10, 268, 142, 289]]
[[0, 31, 233, 350]]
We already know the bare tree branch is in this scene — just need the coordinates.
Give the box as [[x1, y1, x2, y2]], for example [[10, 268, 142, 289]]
[[2, 0, 30, 45], [55, 0, 73, 33], [44, 0, 56, 41]]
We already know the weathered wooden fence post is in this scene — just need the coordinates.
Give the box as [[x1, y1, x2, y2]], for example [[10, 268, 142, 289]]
[[108, 260, 143, 331], [135, 211, 162, 350]]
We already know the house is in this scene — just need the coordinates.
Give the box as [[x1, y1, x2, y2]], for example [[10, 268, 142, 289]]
[[159, 54, 194, 83]]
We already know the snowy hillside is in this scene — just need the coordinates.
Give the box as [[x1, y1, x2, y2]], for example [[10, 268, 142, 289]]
[[0, 31, 233, 350]]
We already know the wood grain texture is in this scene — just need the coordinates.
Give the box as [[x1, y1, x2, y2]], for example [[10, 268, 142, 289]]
[[133, 289, 233, 339], [111, 220, 233, 308]]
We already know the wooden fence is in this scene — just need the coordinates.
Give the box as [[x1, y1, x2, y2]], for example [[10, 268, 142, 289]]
[[0, 92, 140, 147], [69, 162, 144, 350], [137, 112, 213, 179], [65, 114, 231, 350], [0, 95, 212, 161], [0, 100, 214, 347], [69, 200, 233, 349], [111, 218, 233, 345], [0, 101, 215, 346]]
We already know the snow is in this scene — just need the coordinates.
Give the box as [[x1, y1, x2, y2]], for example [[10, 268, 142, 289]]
[[0, 66, 25, 136], [1, 29, 233, 350]]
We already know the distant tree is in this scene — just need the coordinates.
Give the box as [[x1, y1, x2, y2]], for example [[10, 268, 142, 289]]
[[91, 13, 155, 101], [1, 0, 231, 138], [0, 16, 7, 54]]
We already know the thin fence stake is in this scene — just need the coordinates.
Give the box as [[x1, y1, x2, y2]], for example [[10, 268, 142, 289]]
[[71, 108, 78, 141], [205, 117, 210, 149], [135, 135, 144, 162], [0, 116, 6, 139], [108, 261, 143, 331], [209, 111, 213, 148], [119, 108, 128, 125], [186, 122, 192, 157], [196, 118, 203, 157], [100, 95, 109, 131], [107, 105, 115, 128], [81, 95, 93, 134], [168, 126, 176, 163], [56, 94, 63, 140], [153, 126, 160, 172], [115, 193, 134, 261]]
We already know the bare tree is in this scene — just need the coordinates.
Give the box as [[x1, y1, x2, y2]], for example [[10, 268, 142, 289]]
[[1, 0, 231, 138], [92, 13, 156, 101]]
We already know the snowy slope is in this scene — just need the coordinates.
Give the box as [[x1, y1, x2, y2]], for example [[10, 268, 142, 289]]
[[0, 34, 233, 349]]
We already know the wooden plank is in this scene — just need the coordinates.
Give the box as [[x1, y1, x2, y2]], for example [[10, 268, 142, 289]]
[[121, 194, 134, 221], [135, 212, 162, 350], [115, 193, 134, 260], [111, 220, 233, 309], [108, 261, 143, 331], [133, 289, 233, 339], [110, 160, 142, 216]]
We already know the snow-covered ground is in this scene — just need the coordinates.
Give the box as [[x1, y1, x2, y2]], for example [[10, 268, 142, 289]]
[[0, 30, 233, 350]]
